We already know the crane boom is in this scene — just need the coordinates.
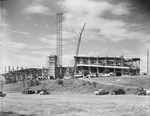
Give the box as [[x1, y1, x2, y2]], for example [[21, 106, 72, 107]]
[[76, 23, 86, 57], [72, 23, 86, 78]]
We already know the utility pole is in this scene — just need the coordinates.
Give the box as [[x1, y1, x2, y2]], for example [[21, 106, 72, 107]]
[[147, 50, 149, 75]]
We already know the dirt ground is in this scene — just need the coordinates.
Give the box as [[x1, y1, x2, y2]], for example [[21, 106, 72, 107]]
[[1, 93, 150, 116]]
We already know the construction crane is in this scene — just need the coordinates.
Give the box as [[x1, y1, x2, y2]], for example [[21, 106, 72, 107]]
[[72, 23, 86, 78]]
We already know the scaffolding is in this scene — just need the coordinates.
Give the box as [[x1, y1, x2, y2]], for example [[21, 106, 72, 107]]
[[56, 12, 63, 67], [47, 55, 57, 79]]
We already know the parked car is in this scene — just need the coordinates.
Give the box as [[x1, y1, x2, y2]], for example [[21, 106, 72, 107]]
[[39, 89, 49, 95], [22, 88, 35, 94], [0, 91, 6, 97], [74, 74, 83, 78], [134, 87, 146, 95], [94, 89, 109, 95], [137, 90, 146, 95], [111, 89, 126, 95], [101, 73, 110, 77]]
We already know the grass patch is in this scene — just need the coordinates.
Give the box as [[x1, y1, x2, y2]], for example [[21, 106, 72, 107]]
[[0, 111, 36, 116], [89, 75, 150, 89], [30, 78, 136, 94], [3, 75, 150, 94]]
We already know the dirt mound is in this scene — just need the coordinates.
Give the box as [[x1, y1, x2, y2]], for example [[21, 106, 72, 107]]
[[3, 81, 23, 93], [29, 78, 135, 94], [2, 78, 137, 94]]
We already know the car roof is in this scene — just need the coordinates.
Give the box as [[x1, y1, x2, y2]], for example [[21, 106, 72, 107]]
[[99, 89, 104, 90]]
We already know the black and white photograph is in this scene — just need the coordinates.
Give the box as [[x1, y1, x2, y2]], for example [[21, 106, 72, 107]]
[[0, 0, 150, 115]]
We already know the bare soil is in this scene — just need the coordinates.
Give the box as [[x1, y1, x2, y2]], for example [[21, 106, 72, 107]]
[[1, 93, 150, 116]]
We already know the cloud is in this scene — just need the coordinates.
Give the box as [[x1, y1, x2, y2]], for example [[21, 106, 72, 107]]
[[12, 54, 46, 67], [59, 0, 150, 42], [0, 21, 26, 50], [0, 15, 26, 50], [7, 30, 30, 35], [63, 54, 74, 66], [112, 3, 131, 15], [63, 30, 77, 40], [33, 24, 39, 26], [27, 45, 53, 50], [0, 10, 27, 73], [39, 35, 56, 48], [24, 2, 50, 15]]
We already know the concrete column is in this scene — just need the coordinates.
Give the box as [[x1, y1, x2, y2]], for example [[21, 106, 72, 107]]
[[88, 67, 91, 73], [131, 59, 133, 68], [114, 57, 116, 75], [122, 69, 124, 75], [8, 66, 10, 72], [42, 67, 44, 78], [97, 67, 99, 73], [80, 58, 83, 64], [88, 57, 90, 65], [105, 56, 107, 70], [97, 57, 98, 65], [15, 72, 17, 81], [105, 56, 107, 66]]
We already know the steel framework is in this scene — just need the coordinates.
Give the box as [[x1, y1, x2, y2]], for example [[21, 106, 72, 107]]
[[56, 12, 63, 67]]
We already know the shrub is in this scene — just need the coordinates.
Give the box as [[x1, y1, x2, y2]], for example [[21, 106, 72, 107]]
[[28, 79, 40, 87], [92, 82, 97, 88], [83, 70, 89, 76], [56, 79, 64, 85], [5, 77, 16, 84]]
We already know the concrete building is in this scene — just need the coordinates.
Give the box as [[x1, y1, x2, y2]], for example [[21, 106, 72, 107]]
[[47, 55, 57, 79], [1, 67, 48, 83], [74, 56, 140, 76]]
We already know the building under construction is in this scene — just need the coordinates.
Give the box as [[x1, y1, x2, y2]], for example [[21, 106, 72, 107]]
[[74, 56, 140, 76], [1, 67, 48, 82]]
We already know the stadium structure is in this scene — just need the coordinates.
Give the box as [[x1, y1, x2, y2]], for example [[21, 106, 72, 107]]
[[74, 56, 140, 76]]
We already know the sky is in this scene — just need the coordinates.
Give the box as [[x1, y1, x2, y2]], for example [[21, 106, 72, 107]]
[[0, 0, 150, 74]]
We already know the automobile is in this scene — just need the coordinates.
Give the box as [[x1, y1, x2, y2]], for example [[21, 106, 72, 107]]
[[74, 74, 83, 78], [22, 88, 35, 94], [87, 73, 96, 78], [111, 89, 126, 95], [101, 73, 110, 77], [134, 87, 146, 95], [0, 91, 6, 97], [145, 89, 150, 95], [94, 89, 109, 95], [39, 89, 49, 95], [137, 90, 146, 95]]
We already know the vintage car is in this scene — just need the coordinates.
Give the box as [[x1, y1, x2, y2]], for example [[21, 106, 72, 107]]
[[22, 88, 35, 94], [39, 89, 49, 95], [111, 89, 126, 95], [94, 89, 109, 95], [134, 87, 146, 95], [0, 91, 6, 97]]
